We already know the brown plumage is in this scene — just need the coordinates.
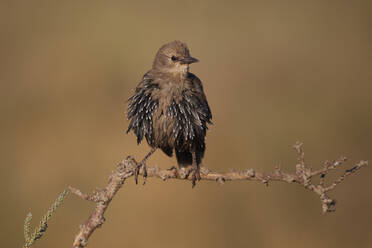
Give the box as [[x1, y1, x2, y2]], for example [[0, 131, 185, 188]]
[[127, 40, 212, 186]]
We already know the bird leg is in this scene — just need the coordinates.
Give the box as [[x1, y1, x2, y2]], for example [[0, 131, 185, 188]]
[[135, 147, 156, 185], [191, 150, 201, 188]]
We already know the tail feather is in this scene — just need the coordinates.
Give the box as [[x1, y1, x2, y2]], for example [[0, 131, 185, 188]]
[[176, 149, 203, 168], [161, 146, 173, 157]]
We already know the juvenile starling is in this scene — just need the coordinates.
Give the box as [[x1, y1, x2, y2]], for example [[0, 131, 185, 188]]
[[126, 40, 212, 187]]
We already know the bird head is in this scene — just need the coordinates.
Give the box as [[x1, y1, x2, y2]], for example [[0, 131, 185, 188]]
[[152, 40, 198, 75]]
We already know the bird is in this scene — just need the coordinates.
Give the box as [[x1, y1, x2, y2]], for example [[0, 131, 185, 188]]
[[126, 40, 212, 187]]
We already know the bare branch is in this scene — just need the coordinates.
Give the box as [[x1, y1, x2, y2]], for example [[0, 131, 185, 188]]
[[68, 187, 102, 203], [325, 161, 367, 192], [69, 145, 367, 248]]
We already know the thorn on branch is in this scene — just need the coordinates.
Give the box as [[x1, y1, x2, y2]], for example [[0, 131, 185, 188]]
[[275, 164, 281, 174], [293, 141, 305, 166]]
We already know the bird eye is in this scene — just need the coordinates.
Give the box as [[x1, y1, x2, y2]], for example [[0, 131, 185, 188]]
[[171, 56, 177, 62]]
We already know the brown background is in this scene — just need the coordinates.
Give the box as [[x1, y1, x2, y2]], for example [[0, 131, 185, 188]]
[[1, 1, 371, 247]]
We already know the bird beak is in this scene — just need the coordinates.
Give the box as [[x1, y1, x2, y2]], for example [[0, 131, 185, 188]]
[[180, 56, 199, 64]]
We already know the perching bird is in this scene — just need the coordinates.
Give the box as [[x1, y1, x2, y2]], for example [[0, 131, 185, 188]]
[[126, 40, 212, 187]]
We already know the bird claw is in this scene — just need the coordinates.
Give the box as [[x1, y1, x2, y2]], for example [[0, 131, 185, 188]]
[[190, 165, 201, 188], [134, 162, 148, 185]]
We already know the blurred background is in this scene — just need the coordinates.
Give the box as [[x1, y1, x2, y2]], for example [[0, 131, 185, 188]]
[[1, 0, 371, 247]]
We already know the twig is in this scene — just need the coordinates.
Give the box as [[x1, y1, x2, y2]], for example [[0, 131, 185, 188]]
[[69, 143, 367, 248], [23, 190, 69, 248]]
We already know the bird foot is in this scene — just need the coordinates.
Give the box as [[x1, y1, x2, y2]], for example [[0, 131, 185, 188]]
[[134, 161, 148, 185], [187, 165, 201, 188]]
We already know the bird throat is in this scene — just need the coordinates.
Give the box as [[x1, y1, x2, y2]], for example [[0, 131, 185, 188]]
[[163, 64, 189, 80]]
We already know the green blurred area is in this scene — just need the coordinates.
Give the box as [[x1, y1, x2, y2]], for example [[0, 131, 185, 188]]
[[1, 0, 371, 247]]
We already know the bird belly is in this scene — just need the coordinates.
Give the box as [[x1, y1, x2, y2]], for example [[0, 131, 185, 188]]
[[149, 84, 207, 153], [152, 111, 178, 149]]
